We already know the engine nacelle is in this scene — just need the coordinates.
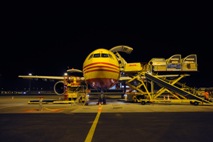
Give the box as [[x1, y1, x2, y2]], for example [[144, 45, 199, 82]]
[[54, 81, 65, 95]]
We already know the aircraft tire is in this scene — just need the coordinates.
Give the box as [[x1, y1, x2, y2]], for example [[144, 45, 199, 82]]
[[194, 101, 199, 106], [132, 96, 137, 103], [141, 101, 146, 105]]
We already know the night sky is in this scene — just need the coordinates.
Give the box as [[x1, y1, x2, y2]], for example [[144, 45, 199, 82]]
[[1, 2, 213, 90]]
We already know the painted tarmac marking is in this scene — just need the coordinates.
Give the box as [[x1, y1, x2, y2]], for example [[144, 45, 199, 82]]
[[85, 104, 102, 142], [25, 107, 64, 113]]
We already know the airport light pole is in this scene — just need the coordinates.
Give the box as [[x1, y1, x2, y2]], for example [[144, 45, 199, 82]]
[[28, 73, 32, 93]]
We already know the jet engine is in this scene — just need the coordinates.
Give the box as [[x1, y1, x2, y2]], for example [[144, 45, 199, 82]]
[[54, 81, 65, 95]]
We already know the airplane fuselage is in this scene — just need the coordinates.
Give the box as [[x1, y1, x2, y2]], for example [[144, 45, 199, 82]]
[[83, 48, 120, 90]]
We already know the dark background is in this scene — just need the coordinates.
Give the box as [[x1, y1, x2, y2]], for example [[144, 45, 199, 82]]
[[1, 2, 212, 90]]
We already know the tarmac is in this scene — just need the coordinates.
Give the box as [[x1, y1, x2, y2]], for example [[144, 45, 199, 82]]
[[1, 95, 213, 113], [1, 95, 213, 142]]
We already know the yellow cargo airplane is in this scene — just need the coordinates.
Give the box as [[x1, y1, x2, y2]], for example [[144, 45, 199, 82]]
[[18, 45, 133, 104], [83, 48, 122, 104], [83, 49, 120, 90]]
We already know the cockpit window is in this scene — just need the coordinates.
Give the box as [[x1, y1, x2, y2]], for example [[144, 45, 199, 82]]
[[89, 52, 114, 59], [109, 54, 113, 59], [101, 53, 109, 57], [88, 54, 93, 60], [94, 53, 100, 58]]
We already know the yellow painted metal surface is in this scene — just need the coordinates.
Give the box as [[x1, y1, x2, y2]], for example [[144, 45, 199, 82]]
[[124, 62, 142, 72]]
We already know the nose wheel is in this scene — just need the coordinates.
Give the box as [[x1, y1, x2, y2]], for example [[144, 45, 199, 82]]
[[97, 94, 106, 105]]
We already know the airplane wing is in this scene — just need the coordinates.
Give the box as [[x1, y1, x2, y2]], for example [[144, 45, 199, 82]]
[[18, 68, 84, 80], [18, 75, 64, 80], [18, 75, 85, 81]]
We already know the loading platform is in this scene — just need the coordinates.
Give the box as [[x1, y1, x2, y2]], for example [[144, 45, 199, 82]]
[[113, 49, 213, 106], [125, 72, 212, 105]]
